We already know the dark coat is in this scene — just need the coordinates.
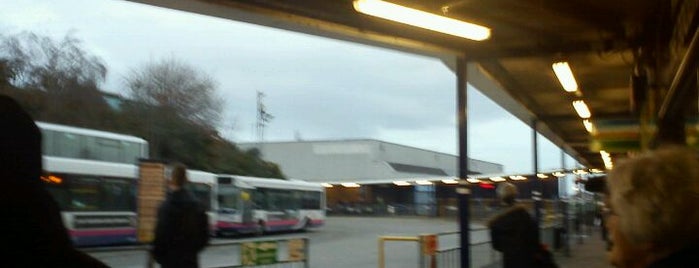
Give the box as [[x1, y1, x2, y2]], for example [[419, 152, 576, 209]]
[[0, 95, 107, 267], [152, 189, 210, 268], [488, 205, 540, 268], [647, 245, 699, 268]]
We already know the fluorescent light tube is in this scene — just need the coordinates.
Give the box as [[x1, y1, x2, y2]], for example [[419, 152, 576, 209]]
[[353, 0, 490, 41], [572, 100, 591, 119], [552, 62, 578, 92]]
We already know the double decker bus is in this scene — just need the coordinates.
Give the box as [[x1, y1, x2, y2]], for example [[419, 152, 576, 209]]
[[215, 175, 325, 236], [37, 122, 147, 246], [37, 122, 219, 246]]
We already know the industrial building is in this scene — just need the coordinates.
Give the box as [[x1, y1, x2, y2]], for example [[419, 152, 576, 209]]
[[237, 139, 551, 217]]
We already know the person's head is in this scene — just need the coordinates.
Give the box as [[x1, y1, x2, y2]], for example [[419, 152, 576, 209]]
[[169, 162, 188, 190], [497, 182, 518, 206], [605, 146, 699, 267], [0, 95, 42, 183]]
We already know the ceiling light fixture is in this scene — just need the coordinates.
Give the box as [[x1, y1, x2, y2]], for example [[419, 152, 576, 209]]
[[600, 150, 614, 169], [552, 172, 566, 177], [393, 181, 411, 186], [321, 183, 333, 188], [441, 179, 459, 184], [583, 119, 595, 133], [489, 176, 506, 182], [353, 0, 491, 41], [552, 62, 578, 92], [341, 182, 361, 188], [572, 100, 591, 119], [536, 173, 549, 179], [415, 180, 433, 185], [467, 178, 481, 183], [509, 175, 527, 181]]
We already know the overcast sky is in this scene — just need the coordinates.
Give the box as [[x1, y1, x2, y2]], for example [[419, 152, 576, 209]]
[[0, 0, 580, 176]]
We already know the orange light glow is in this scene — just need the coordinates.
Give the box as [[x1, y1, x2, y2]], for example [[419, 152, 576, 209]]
[[41, 175, 63, 184]]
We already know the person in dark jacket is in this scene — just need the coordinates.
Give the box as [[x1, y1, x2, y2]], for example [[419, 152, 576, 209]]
[[152, 163, 210, 268], [488, 182, 540, 268], [605, 146, 699, 268], [0, 95, 107, 267]]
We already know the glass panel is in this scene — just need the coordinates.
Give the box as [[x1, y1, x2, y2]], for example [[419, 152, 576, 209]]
[[101, 178, 135, 211], [187, 183, 212, 211], [95, 137, 121, 162], [122, 141, 141, 163], [56, 132, 81, 158], [218, 185, 239, 211], [69, 177, 101, 211], [44, 177, 70, 210], [252, 188, 267, 209], [302, 191, 321, 209], [41, 129, 55, 156]]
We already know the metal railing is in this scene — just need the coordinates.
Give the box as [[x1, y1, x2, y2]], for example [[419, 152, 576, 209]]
[[377, 228, 501, 268], [83, 236, 310, 268], [377, 224, 567, 268]]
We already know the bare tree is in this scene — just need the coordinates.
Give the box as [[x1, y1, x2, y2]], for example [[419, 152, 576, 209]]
[[0, 32, 107, 90], [124, 57, 223, 127], [0, 32, 113, 128]]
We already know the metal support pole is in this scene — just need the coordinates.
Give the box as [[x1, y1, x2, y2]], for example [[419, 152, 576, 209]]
[[456, 58, 471, 268], [378, 238, 385, 268], [304, 237, 311, 268], [532, 120, 542, 229], [418, 236, 425, 268], [561, 151, 570, 256]]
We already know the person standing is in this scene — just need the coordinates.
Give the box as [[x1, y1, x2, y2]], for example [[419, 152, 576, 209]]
[[152, 163, 210, 268], [1, 95, 107, 267], [605, 146, 699, 267], [487, 182, 542, 268]]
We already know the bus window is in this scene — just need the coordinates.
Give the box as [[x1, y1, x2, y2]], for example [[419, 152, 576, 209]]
[[41, 129, 55, 156], [94, 137, 121, 162], [302, 191, 321, 209], [187, 183, 212, 211], [218, 186, 239, 211], [56, 132, 82, 159], [252, 189, 266, 209], [44, 178, 70, 210], [122, 141, 141, 163], [101, 178, 135, 211], [69, 177, 100, 211]]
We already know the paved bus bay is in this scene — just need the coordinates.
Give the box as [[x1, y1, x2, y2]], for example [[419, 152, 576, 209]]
[[88, 216, 489, 267]]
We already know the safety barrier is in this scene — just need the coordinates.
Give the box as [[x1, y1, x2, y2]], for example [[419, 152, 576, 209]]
[[82, 236, 310, 268], [378, 225, 564, 268], [377, 228, 500, 268]]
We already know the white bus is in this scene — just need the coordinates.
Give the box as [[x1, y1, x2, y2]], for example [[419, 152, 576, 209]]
[[43, 156, 140, 247], [43, 156, 219, 246], [185, 169, 218, 235], [215, 175, 325, 236]]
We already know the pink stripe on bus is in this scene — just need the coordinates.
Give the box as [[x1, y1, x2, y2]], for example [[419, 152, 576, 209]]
[[69, 228, 136, 237], [217, 219, 300, 228]]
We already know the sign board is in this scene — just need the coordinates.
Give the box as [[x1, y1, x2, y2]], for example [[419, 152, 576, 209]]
[[287, 239, 306, 262], [242, 241, 278, 266], [137, 160, 167, 243], [590, 118, 642, 152], [422, 234, 438, 256]]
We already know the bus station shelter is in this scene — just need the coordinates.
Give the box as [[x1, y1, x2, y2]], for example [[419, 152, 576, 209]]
[[127, 1, 698, 266]]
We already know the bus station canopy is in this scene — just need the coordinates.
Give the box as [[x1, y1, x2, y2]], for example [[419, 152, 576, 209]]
[[130, 0, 698, 169]]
